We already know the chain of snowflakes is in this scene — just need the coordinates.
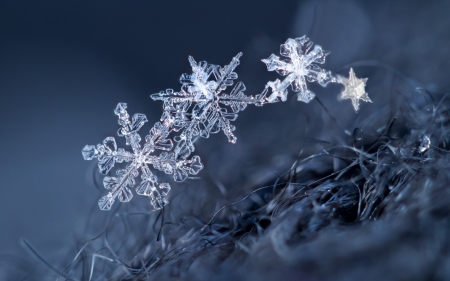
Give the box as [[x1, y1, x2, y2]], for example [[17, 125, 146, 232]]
[[82, 35, 371, 211], [262, 36, 370, 108]]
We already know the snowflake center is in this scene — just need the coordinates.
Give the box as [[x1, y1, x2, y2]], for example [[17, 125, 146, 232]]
[[292, 58, 307, 76], [197, 78, 218, 100], [135, 153, 146, 165]]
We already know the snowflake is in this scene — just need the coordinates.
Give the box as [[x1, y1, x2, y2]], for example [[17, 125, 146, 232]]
[[151, 53, 265, 160], [82, 103, 203, 210], [81, 39, 373, 211], [262, 36, 337, 103], [338, 68, 371, 111]]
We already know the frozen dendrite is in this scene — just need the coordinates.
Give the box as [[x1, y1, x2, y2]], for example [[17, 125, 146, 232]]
[[81, 103, 203, 210], [151, 53, 265, 160], [338, 68, 371, 111], [262, 36, 337, 103], [83, 53, 265, 211], [82, 35, 373, 211]]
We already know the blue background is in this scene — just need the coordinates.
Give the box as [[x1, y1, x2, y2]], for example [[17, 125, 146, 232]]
[[0, 0, 449, 272]]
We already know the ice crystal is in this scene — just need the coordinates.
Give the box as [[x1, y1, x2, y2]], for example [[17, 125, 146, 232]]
[[81, 36, 375, 211], [262, 36, 336, 103], [82, 103, 203, 210], [151, 53, 265, 160], [338, 68, 371, 111]]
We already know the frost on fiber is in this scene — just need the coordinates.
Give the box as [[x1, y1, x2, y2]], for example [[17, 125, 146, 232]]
[[262, 36, 337, 103]]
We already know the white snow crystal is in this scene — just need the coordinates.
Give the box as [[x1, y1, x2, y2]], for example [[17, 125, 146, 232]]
[[82, 103, 203, 210], [262, 36, 336, 103], [338, 68, 371, 112], [151, 53, 265, 160], [81, 40, 372, 211]]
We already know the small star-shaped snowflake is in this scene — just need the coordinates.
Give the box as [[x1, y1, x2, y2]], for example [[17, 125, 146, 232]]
[[339, 68, 371, 112]]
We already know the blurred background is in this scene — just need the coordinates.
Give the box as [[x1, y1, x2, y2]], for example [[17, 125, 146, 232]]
[[0, 0, 449, 274]]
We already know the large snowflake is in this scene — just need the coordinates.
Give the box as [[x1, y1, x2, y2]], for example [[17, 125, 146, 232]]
[[151, 53, 265, 160], [262, 36, 337, 103], [82, 103, 203, 210]]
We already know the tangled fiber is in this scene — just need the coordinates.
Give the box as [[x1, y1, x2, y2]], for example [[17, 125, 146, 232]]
[[38, 84, 450, 281]]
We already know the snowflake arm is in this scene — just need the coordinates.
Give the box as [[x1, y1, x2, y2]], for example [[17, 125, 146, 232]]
[[82, 103, 203, 210], [338, 68, 371, 112], [148, 152, 203, 182], [262, 36, 337, 103]]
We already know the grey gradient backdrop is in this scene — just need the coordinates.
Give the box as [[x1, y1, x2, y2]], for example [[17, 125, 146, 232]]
[[0, 0, 449, 269]]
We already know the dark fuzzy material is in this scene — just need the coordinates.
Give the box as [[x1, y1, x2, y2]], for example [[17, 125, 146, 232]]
[[47, 89, 450, 281]]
